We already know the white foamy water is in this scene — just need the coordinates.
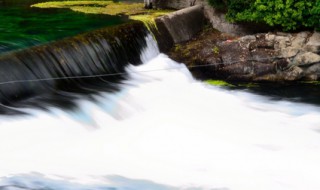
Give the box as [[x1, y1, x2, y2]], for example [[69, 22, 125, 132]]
[[1, 36, 320, 190]]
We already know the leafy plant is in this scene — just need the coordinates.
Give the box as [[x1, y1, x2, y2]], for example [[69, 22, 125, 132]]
[[207, 0, 320, 31]]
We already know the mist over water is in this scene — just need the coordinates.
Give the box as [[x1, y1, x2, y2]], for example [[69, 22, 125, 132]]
[[1, 36, 320, 190]]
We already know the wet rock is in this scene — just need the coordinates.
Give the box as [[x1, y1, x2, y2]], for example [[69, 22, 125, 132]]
[[265, 33, 276, 41], [284, 66, 304, 81], [293, 52, 320, 66], [291, 35, 307, 48], [275, 36, 291, 42], [168, 26, 320, 82], [222, 62, 253, 75], [253, 62, 276, 75], [279, 47, 300, 58], [240, 35, 256, 43], [305, 45, 320, 53], [249, 39, 274, 50], [305, 32, 320, 53], [304, 74, 318, 81], [275, 36, 291, 50], [275, 59, 290, 71], [254, 74, 279, 82], [305, 63, 320, 75], [250, 49, 275, 63], [219, 41, 250, 65]]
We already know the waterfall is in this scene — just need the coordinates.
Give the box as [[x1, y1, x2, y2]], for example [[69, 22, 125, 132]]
[[0, 28, 320, 190], [0, 21, 149, 115]]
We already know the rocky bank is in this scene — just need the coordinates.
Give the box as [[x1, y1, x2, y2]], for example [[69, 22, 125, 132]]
[[169, 29, 320, 82], [152, 1, 320, 82]]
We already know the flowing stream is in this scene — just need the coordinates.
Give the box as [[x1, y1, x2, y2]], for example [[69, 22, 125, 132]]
[[0, 34, 320, 190]]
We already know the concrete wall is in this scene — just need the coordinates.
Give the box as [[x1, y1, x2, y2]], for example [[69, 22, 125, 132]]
[[155, 0, 268, 36], [154, 5, 205, 52]]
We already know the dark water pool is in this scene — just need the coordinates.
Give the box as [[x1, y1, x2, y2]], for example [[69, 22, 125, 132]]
[[0, 5, 125, 55]]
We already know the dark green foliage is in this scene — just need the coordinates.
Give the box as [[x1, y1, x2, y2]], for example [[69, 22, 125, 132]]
[[207, 0, 320, 31], [207, 0, 227, 10], [225, 0, 254, 21]]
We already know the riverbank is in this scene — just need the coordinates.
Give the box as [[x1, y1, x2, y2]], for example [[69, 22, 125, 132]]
[[17, 0, 320, 83], [168, 27, 320, 82], [149, 2, 320, 82]]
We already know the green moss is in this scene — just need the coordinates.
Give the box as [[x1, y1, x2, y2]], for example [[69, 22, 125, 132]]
[[206, 80, 234, 87], [174, 44, 181, 51], [31, 1, 173, 29], [31, 1, 111, 8], [212, 45, 219, 54]]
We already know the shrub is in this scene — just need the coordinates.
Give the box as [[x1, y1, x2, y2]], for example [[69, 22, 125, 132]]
[[207, 0, 227, 10], [207, 0, 320, 31]]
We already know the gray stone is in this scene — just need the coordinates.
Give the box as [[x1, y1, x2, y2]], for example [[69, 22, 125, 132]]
[[294, 52, 320, 66], [305, 32, 320, 53], [275, 36, 291, 50], [307, 32, 320, 46], [265, 34, 276, 41], [275, 36, 290, 42], [305, 63, 320, 75], [279, 47, 300, 58], [304, 45, 320, 53], [291, 36, 307, 48], [284, 66, 304, 81], [240, 35, 256, 43], [304, 74, 318, 81], [304, 63, 320, 80]]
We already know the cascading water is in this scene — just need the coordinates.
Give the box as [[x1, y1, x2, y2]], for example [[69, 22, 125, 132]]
[[1, 29, 320, 190], [0, 22, 148, 115]]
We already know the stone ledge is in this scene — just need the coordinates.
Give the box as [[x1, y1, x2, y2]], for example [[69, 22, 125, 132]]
[[154, 5, 205, 52]]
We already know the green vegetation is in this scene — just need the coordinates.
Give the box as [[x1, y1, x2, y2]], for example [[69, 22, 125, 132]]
[[207, 0, 320, 31], [32, 1, 172, 28], [299, 81, 320, 85], [206, 80, 234, 87], [212, 45, 219, 54]]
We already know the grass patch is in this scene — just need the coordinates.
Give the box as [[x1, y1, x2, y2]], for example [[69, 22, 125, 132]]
[[31, 1, 172, 29]]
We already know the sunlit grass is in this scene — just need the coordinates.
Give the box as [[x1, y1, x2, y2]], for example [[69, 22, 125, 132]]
[[32, 1, 173, 28]]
